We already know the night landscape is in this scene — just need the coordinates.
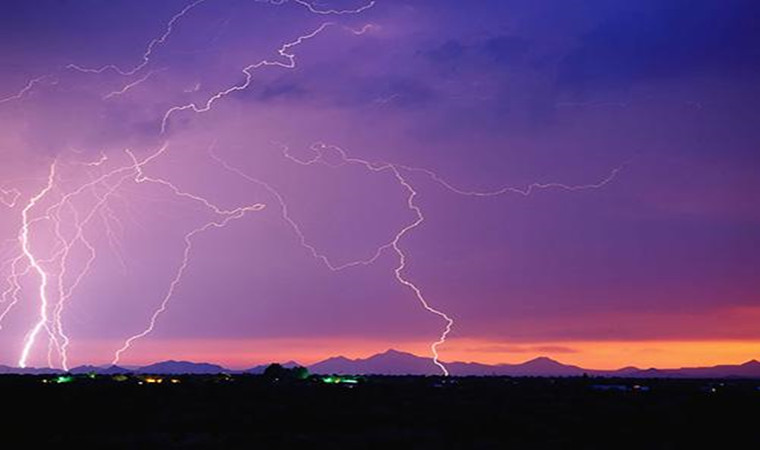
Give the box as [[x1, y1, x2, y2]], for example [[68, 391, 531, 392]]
[[1, 0, 759, 448]]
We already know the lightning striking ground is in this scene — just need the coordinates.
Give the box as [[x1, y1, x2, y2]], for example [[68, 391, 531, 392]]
[[213, 141, 622, 375], [18, 162, 58, 368], [0, 0, 624, 372], [212, 142, 454, 374], [1, 143, 266, 369]]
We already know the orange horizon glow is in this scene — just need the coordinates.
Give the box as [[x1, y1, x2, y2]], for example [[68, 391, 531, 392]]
[[67, 337, 760, 371]]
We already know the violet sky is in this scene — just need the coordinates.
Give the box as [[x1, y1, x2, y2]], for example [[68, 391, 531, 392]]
[[1, 0, 759, 370]]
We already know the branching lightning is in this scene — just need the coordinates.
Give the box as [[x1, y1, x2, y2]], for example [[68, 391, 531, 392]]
[[0, 75, 53, 105], [103, 69, 166, 100], [291, 0, 376, 15], [212, 143, 455, 373], [212, 141, 622, 375], [112, 148, 265, 364], [66, 0, 208, 77], [0, 0, 624, 373], [1, 143, 265, 369], [160, 21, 334, 134]]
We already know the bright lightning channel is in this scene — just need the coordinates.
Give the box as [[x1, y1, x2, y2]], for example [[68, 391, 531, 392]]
[[66, 0, 208, 76], [18, 162, 58, 368], [211, 143, 453, 374]]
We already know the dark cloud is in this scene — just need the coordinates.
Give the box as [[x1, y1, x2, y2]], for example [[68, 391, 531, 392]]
[[559, 0, 760, 90], [483, 36, 532, 66], [256, 82, 310, 102], [422, 35, 533, 69]]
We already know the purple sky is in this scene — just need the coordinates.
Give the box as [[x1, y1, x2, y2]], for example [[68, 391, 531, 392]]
[[1, 0, 759, 370]]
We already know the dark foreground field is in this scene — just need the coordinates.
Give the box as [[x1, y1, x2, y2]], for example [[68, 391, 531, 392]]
[[4, 375, 759, 449]]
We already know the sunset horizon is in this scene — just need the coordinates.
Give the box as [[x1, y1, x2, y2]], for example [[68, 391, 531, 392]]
[[23, 337, 760, 372], [2, 0, 758, 378]]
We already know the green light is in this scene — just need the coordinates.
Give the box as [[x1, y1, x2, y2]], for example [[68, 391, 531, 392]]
[[321, 376, 359, 385], [55, 376, 74, 384]]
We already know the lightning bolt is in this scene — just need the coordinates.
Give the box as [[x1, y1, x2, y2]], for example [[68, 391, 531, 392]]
[[2, 141, 266, 369], [111, 147, 266, 365], [210, 145, 386, 271], [401, 163, 625, 198], [160, 22, 333, 134], [103, 69, 167, 100], [160, 0, 376, 133], [53, 172, 137, 370], [1, 0, 204, 109], [1, 256, 31, 330], [0, 0, 376, 118], [18, 162, 58, 368], [10, 152, 144, 368], [215, 141, 623, 375], [286, 143, 623, 374], [212, 143, 454, 374], [291, 0, 376, 15], [346, 23, 379, 35], [66, 0, 208, 77], [0, 75, 52, 105]]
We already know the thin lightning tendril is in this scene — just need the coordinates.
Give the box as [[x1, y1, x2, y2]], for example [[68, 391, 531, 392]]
[[213, 141, 622, 375], [0, 75, 52, 105], [1, 187, 22, 208], [160, 22, 333, 134], [212, 144, 454, 373], [111, 148, 266, 365], [66, 0, 208, 77], [0, 0, 377, 106], [291, 0, 376, 15], [103, 69, 166, 100]]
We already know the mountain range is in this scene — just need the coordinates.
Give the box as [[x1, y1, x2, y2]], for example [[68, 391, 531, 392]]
[[3, 349, 760, 378]]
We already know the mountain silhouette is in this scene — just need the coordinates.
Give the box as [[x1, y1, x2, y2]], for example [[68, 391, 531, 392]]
[[458, 356, 588, 377], [137, 360, 228, 374], [0, 365, 62, 375], [624, 359, 760, 378], [70, 365, 131, 375], [2, 353, 760, 378], [308, 351, 589, 376], [307, 350, 760, 378], [310, 349, 440, 375]]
